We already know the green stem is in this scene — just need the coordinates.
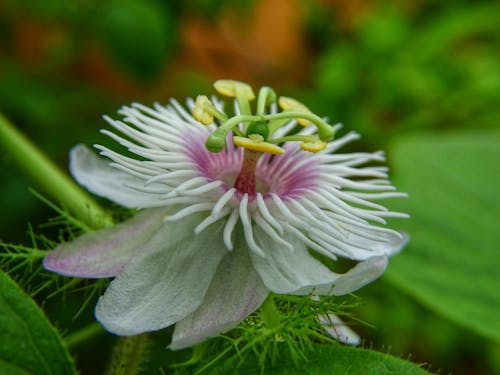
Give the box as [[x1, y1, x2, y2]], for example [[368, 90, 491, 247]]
[[64, 322, 105, 349], [106, 335, 150, 375], [260, 294, 281, 330], [0, 113, 114, 229]]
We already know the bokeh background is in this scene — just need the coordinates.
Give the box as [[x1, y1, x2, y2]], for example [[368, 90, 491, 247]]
[[1, 0, 499, 374]]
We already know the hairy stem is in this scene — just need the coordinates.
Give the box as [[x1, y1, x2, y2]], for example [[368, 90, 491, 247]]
[[106, 335, 150, 375], [0, 113, 113, 229]]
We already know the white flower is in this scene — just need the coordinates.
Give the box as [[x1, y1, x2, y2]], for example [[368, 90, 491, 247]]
[[43, 81, 408, 349]]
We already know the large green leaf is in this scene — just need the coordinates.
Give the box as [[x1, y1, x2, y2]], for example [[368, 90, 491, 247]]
[[386, 131, 500, 342], [205, 344, 430, 375], [0, 271, 76, 375]]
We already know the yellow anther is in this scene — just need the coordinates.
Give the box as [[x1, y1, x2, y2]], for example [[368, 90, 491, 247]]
[[192, 95, 214, 125], [278, 96, 312, 126], [234, 135, 285, 155], [214, 80, 255, 100], [301, 139, 327, 153]]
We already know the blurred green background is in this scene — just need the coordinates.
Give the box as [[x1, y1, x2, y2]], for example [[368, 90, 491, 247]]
[[1, 0, 499, 374]]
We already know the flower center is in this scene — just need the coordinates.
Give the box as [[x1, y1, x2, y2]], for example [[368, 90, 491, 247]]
[[191, 80, 337, 197], [234, 149, 260, 195]]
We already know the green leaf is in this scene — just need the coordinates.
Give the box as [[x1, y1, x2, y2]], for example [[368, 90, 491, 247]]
[[271, 345, 430, 375], [205, 344, 430, 375], [386, 131, 500, 342], [0, 271, 76, 375]]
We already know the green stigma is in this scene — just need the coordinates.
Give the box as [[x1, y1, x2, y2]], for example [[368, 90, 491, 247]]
[[246, 121, 269, 140]]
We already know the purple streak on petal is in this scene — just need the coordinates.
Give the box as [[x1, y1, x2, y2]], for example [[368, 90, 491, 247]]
[[43, 208, 167, 278], [94, 215, 228, 336], [170, 235, 269, 350]]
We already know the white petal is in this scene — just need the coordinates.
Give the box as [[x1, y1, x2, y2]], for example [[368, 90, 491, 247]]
[[297, 256, 389, 296], [318, 313, 360, 345], [331, 255, 388, 295], [43, 208, 167, 278], [169, 236, 269, 350], [70, 144, 165, 208], [249, 226, 340, 294], [95, 214, 227, 336]]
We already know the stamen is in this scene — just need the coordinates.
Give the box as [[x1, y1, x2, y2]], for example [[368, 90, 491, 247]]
[[214, 80, 255, 100], [278, 96, 313, 126], [233, 135, 284, 155], [192, 95, 228, 125], [214, 80, 255, 117], [192, 95, 214, 125], [301, 139, 327, 153]]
